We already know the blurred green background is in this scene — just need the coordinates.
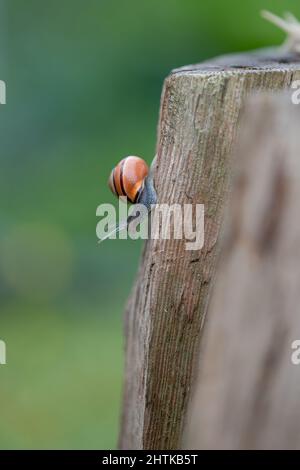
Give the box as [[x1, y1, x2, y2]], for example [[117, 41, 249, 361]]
[[0, 0, 297, 450]]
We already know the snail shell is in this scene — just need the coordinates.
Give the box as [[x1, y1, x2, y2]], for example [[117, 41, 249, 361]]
[[108, 156, 149, 204]]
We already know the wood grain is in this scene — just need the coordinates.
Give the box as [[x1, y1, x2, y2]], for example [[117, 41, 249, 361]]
[[184, 93, 300, 450], [119, 50, 300, 450]]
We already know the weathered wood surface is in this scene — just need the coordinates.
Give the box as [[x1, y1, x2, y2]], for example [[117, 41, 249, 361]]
[[184, 93, 300, 450], [119, 50, 300, 450]]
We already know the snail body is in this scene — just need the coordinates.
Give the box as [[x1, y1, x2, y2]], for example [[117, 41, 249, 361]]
[[261, 10, 300, 54]]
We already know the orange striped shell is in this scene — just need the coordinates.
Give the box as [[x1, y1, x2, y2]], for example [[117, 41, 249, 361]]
[[108, 156, 149, 203]]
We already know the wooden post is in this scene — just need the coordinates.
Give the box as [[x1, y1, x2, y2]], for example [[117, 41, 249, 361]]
[[184, 93, 300, 450], [119, 50, 300, 450]]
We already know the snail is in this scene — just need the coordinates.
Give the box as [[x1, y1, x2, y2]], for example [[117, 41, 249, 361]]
[[99, 155, 157, 242], [261, 10, 300, 54], [108, 156, 157, 210]]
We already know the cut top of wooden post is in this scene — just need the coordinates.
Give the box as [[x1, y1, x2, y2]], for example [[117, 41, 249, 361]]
[[119, 50, 300, 450], [174, 48, 300, 74]]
